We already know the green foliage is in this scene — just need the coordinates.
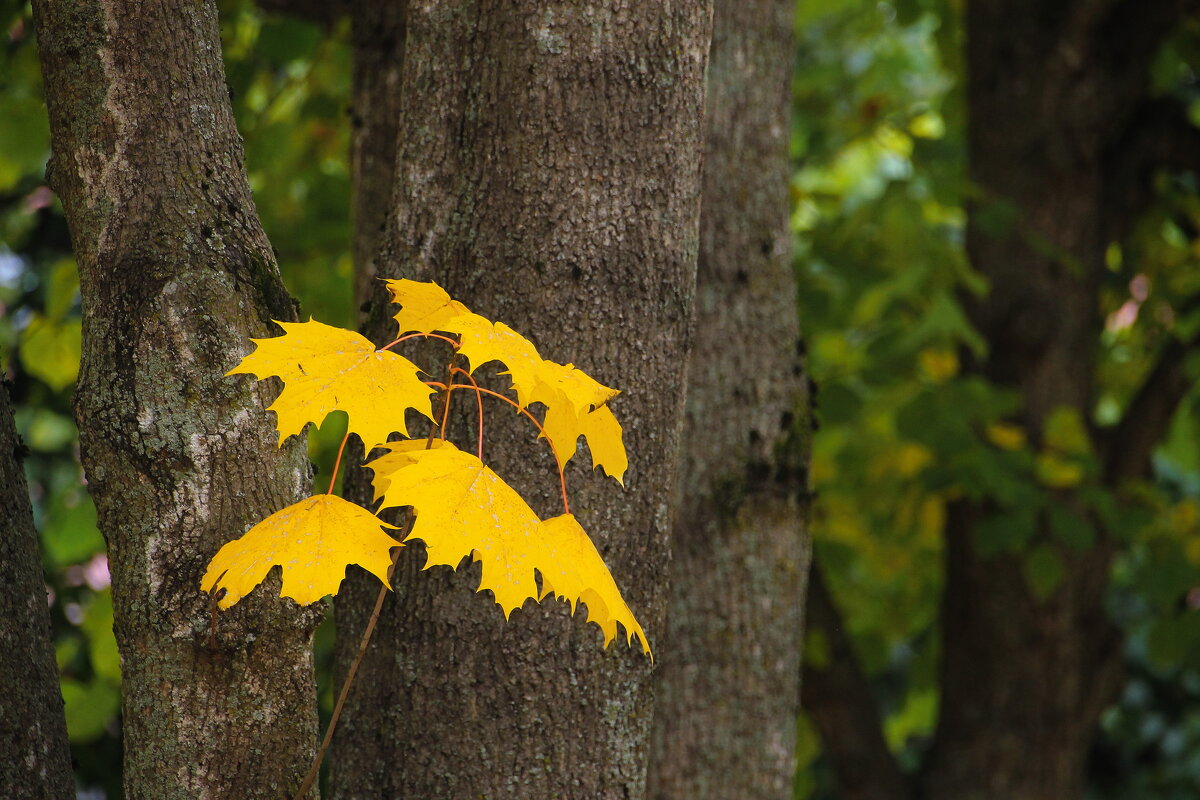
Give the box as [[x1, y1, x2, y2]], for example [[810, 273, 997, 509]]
[[793, 1, 1200, 797], [221, 0, 353, 327], [794, 7, 965, 780]]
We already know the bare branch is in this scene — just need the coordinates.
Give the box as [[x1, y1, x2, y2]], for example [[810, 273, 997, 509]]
[[1102, 325, 1199, 483], [1098, 0, 1198, 89]]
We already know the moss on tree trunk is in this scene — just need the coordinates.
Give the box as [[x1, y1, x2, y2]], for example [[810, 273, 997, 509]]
[[33, 2, 321, 796]]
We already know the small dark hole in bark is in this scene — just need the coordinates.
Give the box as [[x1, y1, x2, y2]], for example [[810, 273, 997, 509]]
[[572, 264, 583, 280], [201, 225, 213, 239], [780, 410, 794, 430], [735, 268, 749, 284], [761, 240, 772, 255], [746, 459, 771, 484]]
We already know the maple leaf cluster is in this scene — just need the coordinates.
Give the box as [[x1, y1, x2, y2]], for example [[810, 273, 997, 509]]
[[200, 280, 647, 655]]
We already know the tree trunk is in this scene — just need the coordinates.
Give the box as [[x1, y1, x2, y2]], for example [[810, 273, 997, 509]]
[[33, 2, 321, 797], [331, 3, 712, 798], [802, 564, 911, 800], [0, 375, 74, 799], [920, 2, 1189, 798], [348, 0, 407, 305], [646, 0, 810, 796]]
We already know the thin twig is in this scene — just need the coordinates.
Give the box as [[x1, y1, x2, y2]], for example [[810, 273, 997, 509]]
[[327, 428, 351, 495], [379, 331, 460, 351], [290, 521, 409, 800], [451, 366, 486, 459], [292, 358, 458, 800], [425, 379, 571, 515]]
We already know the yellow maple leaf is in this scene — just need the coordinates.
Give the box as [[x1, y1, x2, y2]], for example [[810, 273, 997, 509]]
[[445, 312, 545, 404], [384, 279, 626, 478], [529, 359, 618, 415], [366, 441, 649, 654], [533, 514, 648, 651], [385, 278, 471, 334], [200, 494, 399, 609], [228, 319, 435, 449], [542, 402, 627, 483]]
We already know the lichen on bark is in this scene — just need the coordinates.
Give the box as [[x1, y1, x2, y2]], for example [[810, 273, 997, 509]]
[[32, 1, 321, 796]]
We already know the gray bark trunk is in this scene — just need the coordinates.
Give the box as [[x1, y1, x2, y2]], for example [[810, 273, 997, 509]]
[[647, 0, 810, 797], [349, 0, 407, 304], [0, 376, 74, 799], [331, 2, 712, 798], [33, 2, 321, 797]]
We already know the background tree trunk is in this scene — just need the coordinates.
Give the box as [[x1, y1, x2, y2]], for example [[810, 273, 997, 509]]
[[796, 3, 1200, 799], [646, 0, 810, 796], [0, 373, 74, 799], [920, 2, 1193, 798], [33, 2, 321, 797], [801, 564, 912, 800], [331, 2, 712, 798], [348, 0, 406, 304]]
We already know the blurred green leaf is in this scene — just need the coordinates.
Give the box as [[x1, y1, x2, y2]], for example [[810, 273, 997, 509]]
[[61, 677, 120, 743], [0, 95, 49, 191], [1043, 406, 1093, 457], [1047, 504, 1095, 551], [41, 487, 103, 567], [19, 313, 81, 390], [975, 508, 1037, 557], [1023, 544, 1065, 600], [18, 407, 76, 451], [44, 258, 79, 320], [1147, 614, 1200, 670], [82, 591, 120, 683]]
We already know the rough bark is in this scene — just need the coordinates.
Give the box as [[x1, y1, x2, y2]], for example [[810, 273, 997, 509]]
[[33, 2, 321, 798], [331, 3, 712, 798], [0, 375, 74, 799], [646, 0, 810, 797], [349, 0, 407, 303]]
